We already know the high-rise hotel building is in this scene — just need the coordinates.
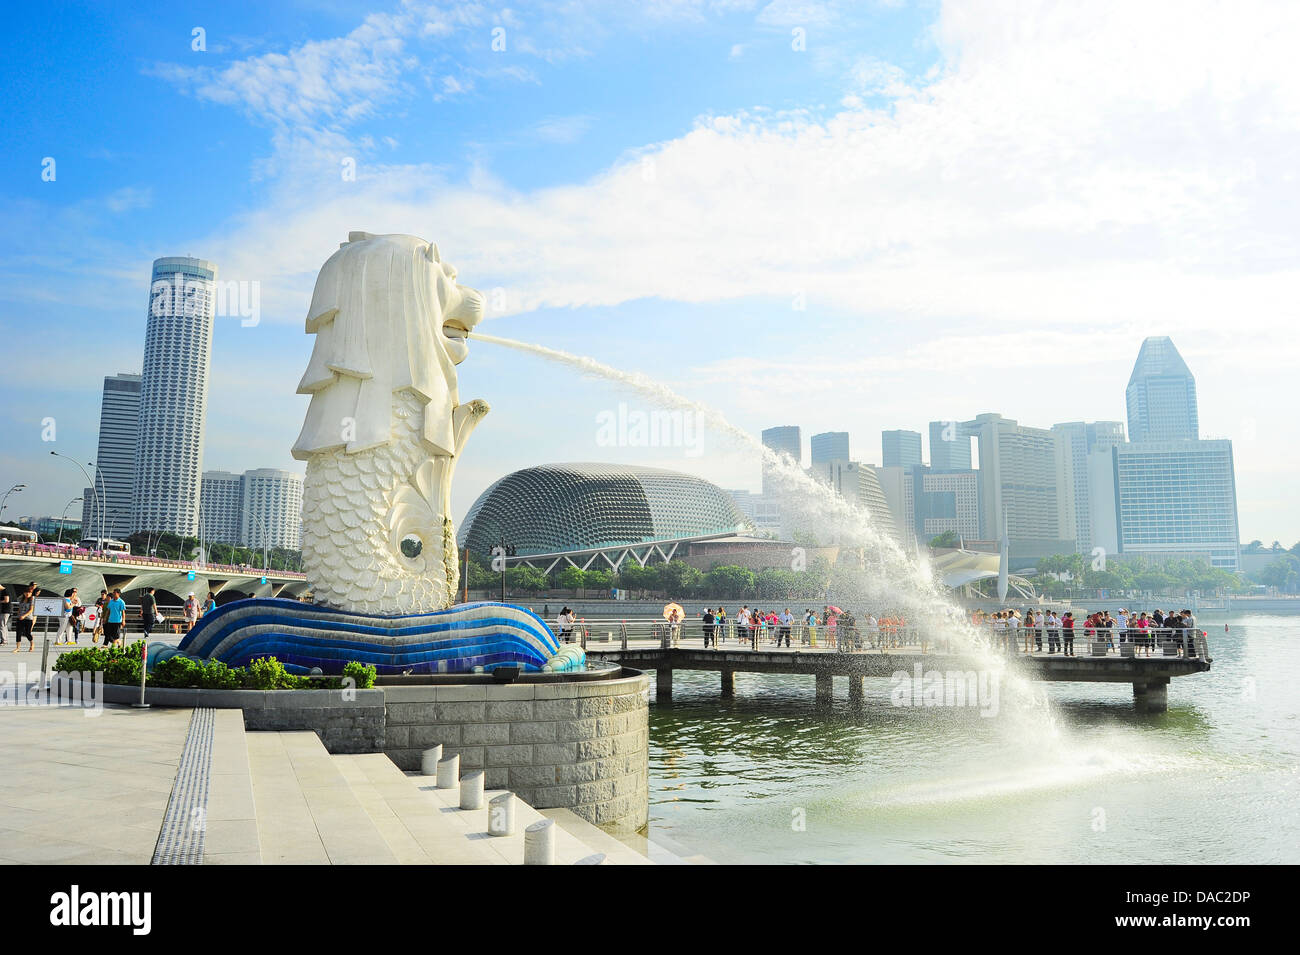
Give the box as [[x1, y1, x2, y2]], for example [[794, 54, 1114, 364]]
[[200, 468, 303, 551], [132, 257, 217, 537]]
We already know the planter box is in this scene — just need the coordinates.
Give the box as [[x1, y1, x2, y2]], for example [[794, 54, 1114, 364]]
[[1089, 642, 1109, 656], [1119, 644, 1135, 658]]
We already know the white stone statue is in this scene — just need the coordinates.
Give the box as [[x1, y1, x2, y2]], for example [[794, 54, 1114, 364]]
[[291, 232, 487, 615]]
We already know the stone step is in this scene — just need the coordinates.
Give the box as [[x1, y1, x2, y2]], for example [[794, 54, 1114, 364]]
[[333, 753, 508, 864], [201, 710, 261, 865], [400, 766, 635, 864], [246, 731, 398, 864], [538, 808, 652, 865]]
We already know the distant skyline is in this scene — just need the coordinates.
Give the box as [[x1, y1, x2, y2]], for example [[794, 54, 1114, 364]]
[[2, 1, 1297, 543]]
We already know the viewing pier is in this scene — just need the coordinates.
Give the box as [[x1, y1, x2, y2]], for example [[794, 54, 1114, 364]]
[[581, 621, 1212, 713]]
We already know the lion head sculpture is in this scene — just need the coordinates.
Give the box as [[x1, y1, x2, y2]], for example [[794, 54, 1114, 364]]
[[290, 232, 488, 615], [291, 231, 484, 459]]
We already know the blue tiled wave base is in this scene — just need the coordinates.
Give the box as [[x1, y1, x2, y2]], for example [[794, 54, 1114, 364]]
[[175, 598, 564, 675]]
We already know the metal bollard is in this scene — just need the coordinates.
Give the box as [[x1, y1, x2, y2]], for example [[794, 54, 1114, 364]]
[[459, 770, 484, 810], [436, 754, 460, 790], [420, 744, 443, 776], [523, 818, 555, 865], [488, 792, 515, 836]]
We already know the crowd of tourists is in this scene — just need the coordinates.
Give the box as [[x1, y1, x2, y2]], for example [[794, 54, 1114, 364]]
[[687, 606, 908, 651], [0, 584, 219, 650], [973, 607, 1202, 657]]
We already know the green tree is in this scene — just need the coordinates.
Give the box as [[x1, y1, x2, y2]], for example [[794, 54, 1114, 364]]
[[702, 565, 755, 598], [929, 530, 960, 549], [556, 566, 587, 591]]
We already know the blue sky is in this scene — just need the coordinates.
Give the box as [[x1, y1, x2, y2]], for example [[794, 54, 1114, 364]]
[[2, 0, 1298, 543]]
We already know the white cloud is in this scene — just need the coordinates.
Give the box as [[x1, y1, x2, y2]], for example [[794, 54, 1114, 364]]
[[132, 0, 1300, 538]]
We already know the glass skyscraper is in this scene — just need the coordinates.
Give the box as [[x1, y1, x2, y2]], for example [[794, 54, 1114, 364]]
[[810, 431, 849, 465], [1114, 439, 1240, 569], [1126, 336, 1199, 441], [132, 256, 217, 537], [760, 425, 802, 495], [882, 429, 922, 469], [929, 420, 973, 470], [82, 373, 141, 540]]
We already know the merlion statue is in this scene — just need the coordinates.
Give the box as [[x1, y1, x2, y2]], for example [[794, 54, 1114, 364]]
[[291, 231, 488, 615]]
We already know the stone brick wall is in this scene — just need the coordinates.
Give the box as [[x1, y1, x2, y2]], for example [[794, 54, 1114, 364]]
[[383, 672, 650, 833]]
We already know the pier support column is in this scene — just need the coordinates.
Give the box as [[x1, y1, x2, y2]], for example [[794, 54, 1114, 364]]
[[815, 673, 834, 707], [1133, 678, 1169, 714], [848, 675, 864, 706], [720, 670, 735, 698], [656, 668, 673, 701]]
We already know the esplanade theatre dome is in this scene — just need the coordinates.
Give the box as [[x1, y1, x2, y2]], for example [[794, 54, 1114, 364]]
[[459, 463, 749, 557]]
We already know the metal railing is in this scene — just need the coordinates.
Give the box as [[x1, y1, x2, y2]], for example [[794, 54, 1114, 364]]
[[562, 618, 1210, 660], [0, 542, 304, 577]]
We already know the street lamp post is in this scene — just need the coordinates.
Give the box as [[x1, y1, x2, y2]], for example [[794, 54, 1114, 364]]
[[49, 453, 100, 543], [0, 483, 26, 522], [91, 464, 108, 543], [57, 497, 82, 545], [248, 514, 270, 571]]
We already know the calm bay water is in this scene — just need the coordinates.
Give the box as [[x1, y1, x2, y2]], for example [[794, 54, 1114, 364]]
[[641, 614, 1299, 864]]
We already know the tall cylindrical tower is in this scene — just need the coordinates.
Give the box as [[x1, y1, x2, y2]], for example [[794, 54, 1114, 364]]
[[131, 256, 217, 537]]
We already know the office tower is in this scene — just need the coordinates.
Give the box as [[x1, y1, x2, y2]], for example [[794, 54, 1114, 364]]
[[1052, 420, 1126, 553], [240, 468, 304, 551], [1126, 336, 1198, 442], [80, 373, 141, 540], [760, 426, 802, 496], [132, 256, 218, 536], [1114, 440, 1240, 570], [963, 413, 1075, 563], [909, 467, 981, 549], [810, 431, 850, 466], [929, 420, 973, 470], [200, 471, 245, 545], [882, 430, 922, 469]]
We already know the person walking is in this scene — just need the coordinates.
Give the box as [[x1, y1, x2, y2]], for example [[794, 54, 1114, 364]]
[[1061, 612, 1075, 656], [777, 608, 793, 648], [715, 606, 727, 643], [0, 585, 9, 646], [183, 592, 199, 632], [702, 608, 715, 648], [56, 588, 75, 645], [140, 587, 157, 641], [92, 589, 108, 643], [13, 585, 36, 652], [103, 589, 127, 646], [69, 591, 85, 643], [556, 606, 575, 643]]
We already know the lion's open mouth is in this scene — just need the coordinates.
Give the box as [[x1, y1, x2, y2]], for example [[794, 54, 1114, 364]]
[[442, 320, 470, 341]]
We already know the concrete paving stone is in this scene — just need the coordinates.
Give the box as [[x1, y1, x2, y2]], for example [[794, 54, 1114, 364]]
[[200, 818, 261, 856]]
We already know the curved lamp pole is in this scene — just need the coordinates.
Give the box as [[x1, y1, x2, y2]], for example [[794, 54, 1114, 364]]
[[49, 453, 101, 543], [0, 483, 26, 522], [57, 496, 82, 545], [91, 464, 109, 542], [248, 513, 271, 571]]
